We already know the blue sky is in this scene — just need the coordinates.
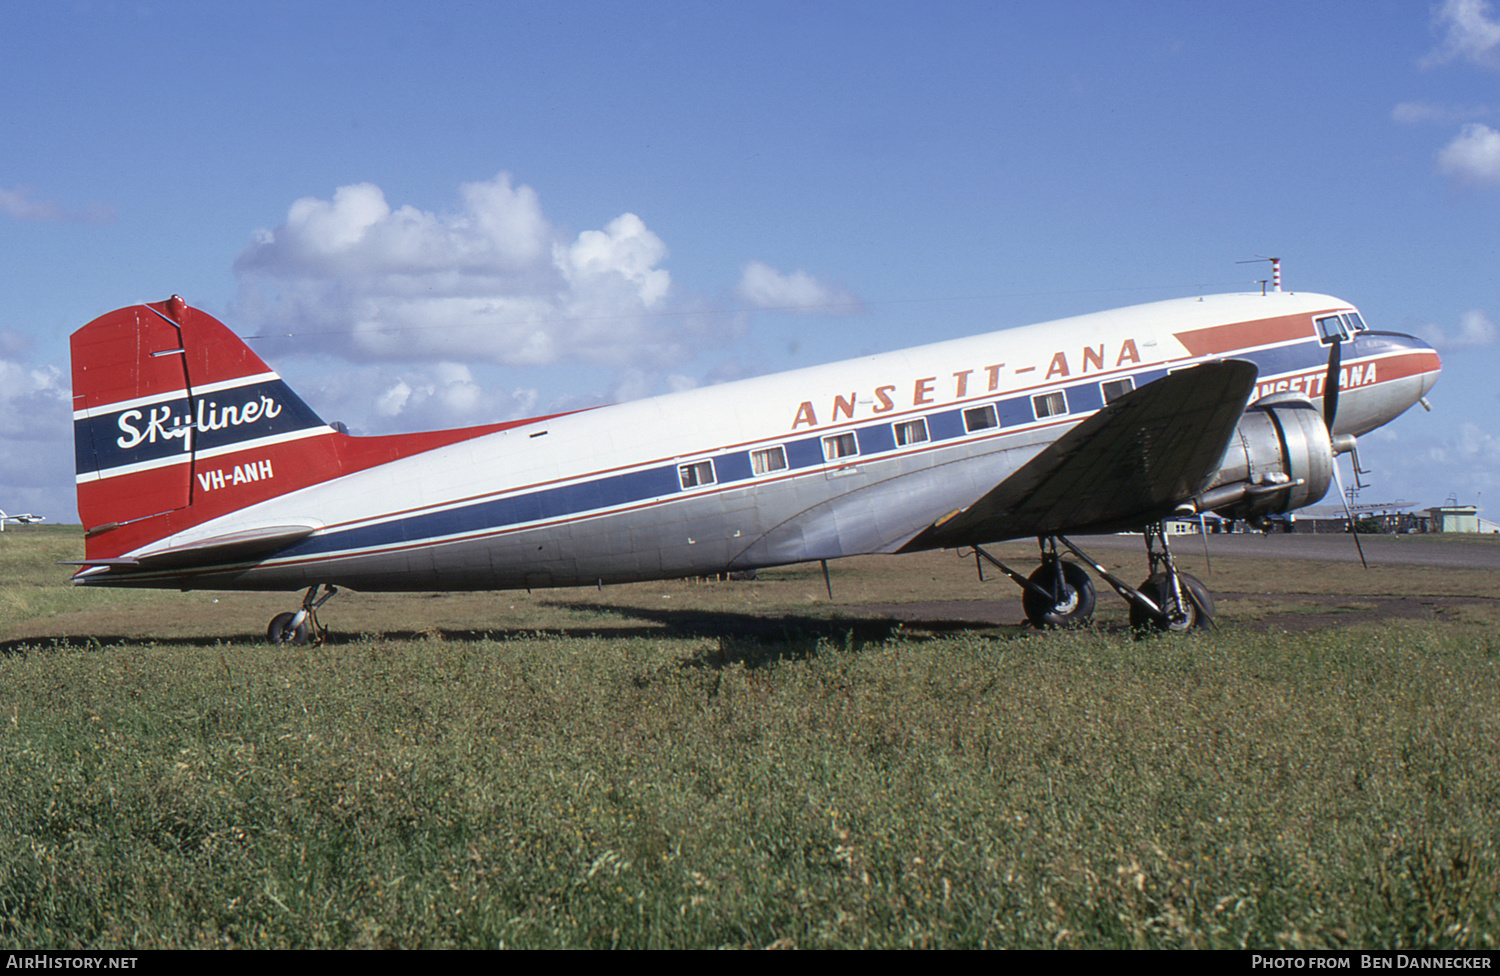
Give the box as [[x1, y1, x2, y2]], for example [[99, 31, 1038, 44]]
[[2, 1, 1497, 523]]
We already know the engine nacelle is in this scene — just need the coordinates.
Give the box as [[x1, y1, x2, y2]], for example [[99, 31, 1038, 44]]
[[1193, 393, 1334, 522]]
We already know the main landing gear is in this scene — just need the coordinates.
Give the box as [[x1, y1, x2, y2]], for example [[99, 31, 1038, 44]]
[[267, 583, 338, 645], [973, 523, 1213, 633]]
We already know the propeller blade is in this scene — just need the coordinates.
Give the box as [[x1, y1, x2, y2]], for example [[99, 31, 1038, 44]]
[[1323, 334, 1342, 430], [1331, 460, 1368, 570]]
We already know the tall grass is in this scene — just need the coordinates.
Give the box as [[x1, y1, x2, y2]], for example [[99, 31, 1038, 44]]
[[2, 620, 1497, 948]]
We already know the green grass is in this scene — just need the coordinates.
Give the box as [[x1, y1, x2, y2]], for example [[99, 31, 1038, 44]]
[[1, 528, 1498, 948]]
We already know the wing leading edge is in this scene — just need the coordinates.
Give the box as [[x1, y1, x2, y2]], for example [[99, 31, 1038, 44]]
[[901, 359, 1260, 551]]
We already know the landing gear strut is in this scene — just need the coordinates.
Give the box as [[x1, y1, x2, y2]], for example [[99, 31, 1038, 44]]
[[972, 539, 1095, 628], [1126, 523, 1213, 633], [1021, 537, 1095, 628], [267, 583, 337, 645], [973, 521, 1215, 633]]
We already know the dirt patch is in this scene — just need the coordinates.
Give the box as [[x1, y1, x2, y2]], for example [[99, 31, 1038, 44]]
[[852, 593, 1498, 634], [1210, 592, 1497, 633]]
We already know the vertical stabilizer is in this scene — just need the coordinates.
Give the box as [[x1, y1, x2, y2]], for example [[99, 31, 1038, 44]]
[[72, 297, 332, 555], [72, 297, 551, 567]]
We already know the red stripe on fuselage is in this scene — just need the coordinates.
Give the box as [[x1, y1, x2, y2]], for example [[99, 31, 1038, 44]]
[[1249, 348, 1440, 401], [1172, 311, 1321, 358]]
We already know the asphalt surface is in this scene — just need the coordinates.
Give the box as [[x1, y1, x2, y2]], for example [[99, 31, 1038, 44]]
[[853, 532, 1500, 631], [1069, 531, 1500, 569]]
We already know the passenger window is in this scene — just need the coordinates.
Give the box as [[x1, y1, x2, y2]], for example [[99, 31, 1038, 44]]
[[963, 404, 998, 432], [678, 460, 716, 489], [821, 432, 858, 461], [893, 418, 929, 446], [1101, 378, 1134, 404], [1032, 391, 1068, 419], [750, 446, 788, 475]]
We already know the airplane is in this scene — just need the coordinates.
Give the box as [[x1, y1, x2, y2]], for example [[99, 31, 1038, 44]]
[[0, 511, 46, 530], [67, 288, 1441, 640]]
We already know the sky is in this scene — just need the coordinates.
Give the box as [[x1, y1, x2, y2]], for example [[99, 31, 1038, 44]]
[[2, 0, 1497, 523]]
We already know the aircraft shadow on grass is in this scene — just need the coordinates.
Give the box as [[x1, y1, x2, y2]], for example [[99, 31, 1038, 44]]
[[0, 601, 1019, 668]]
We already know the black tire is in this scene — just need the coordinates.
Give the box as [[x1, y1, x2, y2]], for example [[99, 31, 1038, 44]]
[[267, 611, 313, 645], [1022, 560, 1096, 628], [1130, 573, 1214, 633]]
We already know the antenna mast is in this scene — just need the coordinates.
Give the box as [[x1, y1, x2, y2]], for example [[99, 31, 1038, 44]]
[[1236, 255, 1282, 294]]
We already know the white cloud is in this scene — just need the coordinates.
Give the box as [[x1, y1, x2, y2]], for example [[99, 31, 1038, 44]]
[[1423, 0, 1500, 70], [0, 185, 114, 224], [363, 363, 532, 431], [234, 173, 698, 370], [734, 260, 863, 314], [1392, 100, 1491, 124], [1425, 308, 1499, 348], [1436, 123, 1500, 185], [0, 358, 73, 520], [0, 361, 67, 441], [278, 359, 540, 436], [1419, 422, 1500, 489]]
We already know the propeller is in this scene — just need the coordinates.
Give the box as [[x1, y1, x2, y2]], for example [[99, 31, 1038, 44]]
[[1322, 325, 1367, 568], [1323, 331, 1341, 430], [1330, 458, 1368, 569]]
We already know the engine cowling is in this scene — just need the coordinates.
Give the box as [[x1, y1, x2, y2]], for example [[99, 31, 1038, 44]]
[[1192, 393, 1335, 522]]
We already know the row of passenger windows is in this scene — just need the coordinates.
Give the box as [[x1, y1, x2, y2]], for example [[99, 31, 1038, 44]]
[[679, 445, 790, 489], [1032, 376, 1135, 420], [675, 374, 1142, 490]]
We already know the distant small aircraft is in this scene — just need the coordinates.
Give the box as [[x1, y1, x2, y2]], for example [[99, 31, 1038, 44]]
[[68, 289, 1439, 640], [0, 511, 45, 530]]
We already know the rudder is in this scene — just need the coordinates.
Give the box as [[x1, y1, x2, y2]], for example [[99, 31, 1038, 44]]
[[72, 296, 334, 552]]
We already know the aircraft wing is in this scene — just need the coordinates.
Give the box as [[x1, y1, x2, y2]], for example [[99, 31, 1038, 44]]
[[902, 359, 1259, 550]]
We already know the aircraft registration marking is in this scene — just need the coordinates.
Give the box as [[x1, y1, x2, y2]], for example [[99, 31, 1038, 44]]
[[196, 459, 275, 492]]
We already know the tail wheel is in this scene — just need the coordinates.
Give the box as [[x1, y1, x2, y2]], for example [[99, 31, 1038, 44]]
[[267, 612, 313, 645], [1022, 560, 1096, 628], [1130, 573, 1214, 633]]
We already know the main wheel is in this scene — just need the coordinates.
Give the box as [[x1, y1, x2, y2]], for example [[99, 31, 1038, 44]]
[[267, 611, 313, 645], [1130, 573, 1214, 633], [1022, 560, 1096, 628]]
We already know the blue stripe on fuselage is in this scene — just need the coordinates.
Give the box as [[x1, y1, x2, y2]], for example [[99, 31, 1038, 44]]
[[255, 338, 1352, 568]]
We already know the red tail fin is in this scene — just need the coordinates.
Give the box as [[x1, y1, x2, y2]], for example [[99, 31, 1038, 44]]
[[72, 297, 551, 564], [72, 297, 338, 554]]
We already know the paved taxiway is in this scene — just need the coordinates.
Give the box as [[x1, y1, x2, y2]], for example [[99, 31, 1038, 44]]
[[1074, 531, 1500, 570]]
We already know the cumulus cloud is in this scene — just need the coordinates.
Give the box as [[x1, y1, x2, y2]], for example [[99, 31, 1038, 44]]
[[272, 359, 542, 436], [734, 260, 864, 314], [0, 358, 74, 519], [1418, 422, 1500, 493], [1425, 308, 1499, 348], [1436, 123, 1500, 184], [0, 361, 68, 441], [234, 173, 701, 370], [1392, 100, 1491, 124], [1422, 0, 1500, 70], [0, 185, 115, 224], [367, 363, 539, 432]]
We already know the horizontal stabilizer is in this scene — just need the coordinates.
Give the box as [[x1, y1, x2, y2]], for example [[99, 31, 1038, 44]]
[[64, 522, 320, 572]]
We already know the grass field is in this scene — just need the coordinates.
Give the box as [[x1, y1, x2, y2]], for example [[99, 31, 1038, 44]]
[[2, 524, 1498, 948]]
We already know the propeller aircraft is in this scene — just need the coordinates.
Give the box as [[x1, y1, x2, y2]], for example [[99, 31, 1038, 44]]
[[68, 288, 1440, 640]]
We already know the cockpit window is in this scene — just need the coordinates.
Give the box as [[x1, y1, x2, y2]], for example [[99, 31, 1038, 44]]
[[1343, 312, 1367, 333], [1315, 314, 1350, 344]]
